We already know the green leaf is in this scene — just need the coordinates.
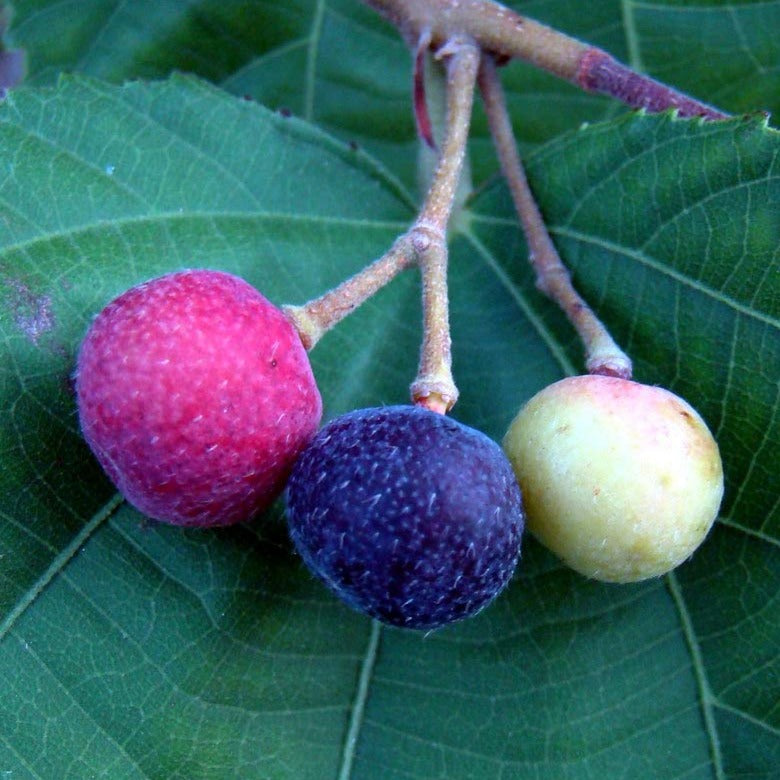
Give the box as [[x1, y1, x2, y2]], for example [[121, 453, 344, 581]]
[[9, 1, 779, 188], [1, 1, 779, 777], [0, 70, 777, 778], [628, 0, 780, 116]]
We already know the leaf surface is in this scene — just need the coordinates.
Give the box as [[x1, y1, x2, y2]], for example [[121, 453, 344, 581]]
[[9, 1, 779, 187], [0, 2, 778, 778], [0, 72, 777, 779]]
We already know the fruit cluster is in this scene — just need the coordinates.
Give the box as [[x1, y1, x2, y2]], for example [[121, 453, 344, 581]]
[[70, 0, 736, 630], [75, 269, 724, 630]]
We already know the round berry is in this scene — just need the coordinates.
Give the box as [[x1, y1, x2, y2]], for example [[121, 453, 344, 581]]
[[502, 375, 724, 582], [76, 269, 322, 526], [286, 406, 524, 629]]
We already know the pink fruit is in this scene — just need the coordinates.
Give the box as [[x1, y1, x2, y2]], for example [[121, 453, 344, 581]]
[[76, 270, 322, 527]]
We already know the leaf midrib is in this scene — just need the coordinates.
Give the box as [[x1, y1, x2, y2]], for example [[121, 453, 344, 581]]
[[0, 493, 124, 642], [337, 620, 382, 780], [0, 210, 409, 261], [667, 572, 725, 780]]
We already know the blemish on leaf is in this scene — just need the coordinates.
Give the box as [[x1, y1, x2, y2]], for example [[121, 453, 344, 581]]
[[3, 275, 55, 344]]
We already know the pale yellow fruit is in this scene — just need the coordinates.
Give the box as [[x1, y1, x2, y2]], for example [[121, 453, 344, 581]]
[[503, 375, 724, 582]]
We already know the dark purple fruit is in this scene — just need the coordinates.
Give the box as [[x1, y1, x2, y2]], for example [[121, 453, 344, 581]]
[[286, 406, 524, 629]]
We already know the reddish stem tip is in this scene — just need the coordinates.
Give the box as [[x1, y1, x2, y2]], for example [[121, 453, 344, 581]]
[[414, 394, 451, 415], [589, 364, 633, 380], [414, 36, 437, 149], [577, 49, 727, 120]]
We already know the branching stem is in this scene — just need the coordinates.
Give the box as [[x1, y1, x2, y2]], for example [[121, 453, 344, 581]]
[[478, 55, 632, 378], [410, 38, 479, 412], [286, 39, 480, 413], [286, 0, 720, 401], [416, 38, 479, 234], [283, 237, 415, 351], [362, 0, 727, 119]]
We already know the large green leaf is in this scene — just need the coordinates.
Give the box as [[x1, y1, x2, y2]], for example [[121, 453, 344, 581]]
[[0, 71, 777, 778], [1, 1, 778, 778]]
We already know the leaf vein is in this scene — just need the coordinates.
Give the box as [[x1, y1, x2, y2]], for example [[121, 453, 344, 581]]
[[714, 700, 780, 737], [304, 0, 326, 122], [0, 210, 408, 260], [621, 0, 645, 72], [337, 619, 381, 780], [73, 0, 128, 72], [667, 572, 725, 780], [0, 492, 124, 643], [463, 229, 577, 376], [552, 225, 780, 329], [717, 516, 780, 548]]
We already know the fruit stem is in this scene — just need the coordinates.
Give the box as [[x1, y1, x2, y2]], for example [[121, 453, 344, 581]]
[[361, 0, 727, 120], [415, 38, 478, 234], [283, 236, 416, 350], [410, 37, 479, 413], [286, 38, 479, 413], [478, 55, 633, 379]]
